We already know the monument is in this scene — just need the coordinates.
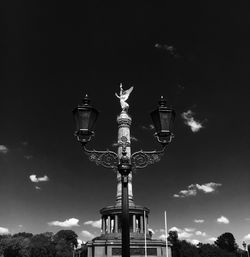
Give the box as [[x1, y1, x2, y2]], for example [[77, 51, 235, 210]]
[[74, 85, 173, 257]]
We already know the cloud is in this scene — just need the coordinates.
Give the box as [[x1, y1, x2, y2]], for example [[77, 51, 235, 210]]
[[84, 219, 101, 229], [141, 124, 155, 131], [182, 110, 203, 132], [173, 182, 221, 198], [155, 43, 181, 58], [168, 227, 193, 239], [217, 216, 229, 224], [159, 234, 167, 240], [29, 175, 49, 183], [0, 227, 9, 234], [77, 239, 84, 248], [194, 219, 204, 223], [169, 227, 181, 232], [24, 155, 33, 160], [184, 228, 195, 232], [81, 230, 95, 239], [191, 239, 200, 245], [148, 228, 155, 235], [244, 234, 250, 240], [0, 145, 9, 154], [35, 186, 41, 190], [196, 182, 222, 193], [173, 184, 197, 198], [195, 231, 206, 236], [48, 218, 79, 227], [130, 136, 138, 142], [208, 237, 217, 242]]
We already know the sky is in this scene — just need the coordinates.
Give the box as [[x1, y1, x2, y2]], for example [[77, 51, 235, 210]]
[[1, 0, 250, 248]]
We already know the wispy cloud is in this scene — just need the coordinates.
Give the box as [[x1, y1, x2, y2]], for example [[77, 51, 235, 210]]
[[243, 234, 250, 240], [29, 175, 49, 183], [0, 227, 9, 234], [77, 239, 84, 248], [24, 155, 33, 160], [208, 237, 217, 242], [168, 227, 193, 239], [194, 219, 204, 223], [81, 230, 95, 239], [84, 219, 101, 229], [182, 110, 203, 132], [155, 43, 181, 58], [48, 218, 79, 227], [130, 135, 138, 142], [191, 239, 200, 245], [217, 216, 230, 224], [195, 231, 206, 236], [0, 145, 9, 154], [173, 182, 221, 198], [141, 124, 155, 131], [196, 182, 221, 193]]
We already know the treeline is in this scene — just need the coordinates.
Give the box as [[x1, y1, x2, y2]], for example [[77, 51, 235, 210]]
[[0, 230, 78, 257], [0, 229, 249, 257], [169, 231, 249, 257]]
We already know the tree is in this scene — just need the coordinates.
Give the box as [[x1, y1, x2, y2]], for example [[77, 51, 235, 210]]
[[198, 243, 236, 257], [12, 233, 33, 239], [178, 240, 199, 257], [3, 236, 30, 257], [54, 230, 78, 248], [54, 230, 78, 257], [168, 230, 180, 257], [215, 232, 238, 253], [30, 233, 56, 257]]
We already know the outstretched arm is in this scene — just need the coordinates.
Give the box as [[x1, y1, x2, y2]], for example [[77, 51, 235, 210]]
[[115, 93, 120, 99]]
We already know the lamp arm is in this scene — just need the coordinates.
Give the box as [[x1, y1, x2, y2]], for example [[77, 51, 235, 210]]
[[81, 144, 119, 170], [131, 144, 167, 170]]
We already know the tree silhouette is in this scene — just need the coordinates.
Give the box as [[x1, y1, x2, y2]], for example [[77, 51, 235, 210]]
[[215, 232, 238, 253]]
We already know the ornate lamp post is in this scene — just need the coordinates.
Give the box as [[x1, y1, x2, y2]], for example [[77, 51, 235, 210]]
[[73, 85, 175, 257]]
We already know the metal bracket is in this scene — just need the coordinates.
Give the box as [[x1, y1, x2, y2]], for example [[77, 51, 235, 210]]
[[82, 145, 119, 169], [131, 145, 167, 170]]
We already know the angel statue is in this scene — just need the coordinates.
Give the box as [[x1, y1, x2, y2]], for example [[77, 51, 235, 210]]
[[115, 83, 134, 111]]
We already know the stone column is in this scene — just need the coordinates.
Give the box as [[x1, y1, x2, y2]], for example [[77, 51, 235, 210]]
[[101, 218, 105, 233], [114, 215, 118, 233], [133, 215, 136, 232], [140, 216, 144, 233], [107, 216, 111, 233], [115, 111, 134, 206]]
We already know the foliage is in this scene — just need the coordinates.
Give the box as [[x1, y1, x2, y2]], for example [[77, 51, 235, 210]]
[[0, 230, 78, 257], [54, 230, 78, 249], [167, 231, 242, 257], [198, 243, 236, 257], [30, 233, 55, 257], [3, 236, 31, 257], [215, 232, 238, 253]]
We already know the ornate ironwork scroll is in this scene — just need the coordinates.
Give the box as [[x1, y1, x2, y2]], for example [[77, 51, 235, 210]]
[[131, 146, 167, 170], [82, 145, 118, 169]]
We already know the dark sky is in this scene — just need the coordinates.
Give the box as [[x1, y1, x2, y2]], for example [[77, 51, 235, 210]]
[[1, 1, 250, 245]]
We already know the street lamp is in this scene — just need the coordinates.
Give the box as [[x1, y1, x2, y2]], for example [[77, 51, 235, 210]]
[[73, 91, 175, 257]]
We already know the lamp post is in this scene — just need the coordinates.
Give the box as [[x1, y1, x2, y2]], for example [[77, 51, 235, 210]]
[[73, 92, 175, 257]]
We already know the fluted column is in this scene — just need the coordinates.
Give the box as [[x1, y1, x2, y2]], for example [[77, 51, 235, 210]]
[[115, 111, 134, 206]]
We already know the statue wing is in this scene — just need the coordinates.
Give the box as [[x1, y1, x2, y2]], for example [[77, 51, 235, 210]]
[[123, 86, 134, 100]]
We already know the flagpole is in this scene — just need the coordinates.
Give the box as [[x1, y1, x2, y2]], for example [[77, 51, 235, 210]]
[[164, 211, 169, 257], [144, 210, 147, 257]]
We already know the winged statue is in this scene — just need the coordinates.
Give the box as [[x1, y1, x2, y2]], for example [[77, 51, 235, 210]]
[[115, 83, 134, 111]]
